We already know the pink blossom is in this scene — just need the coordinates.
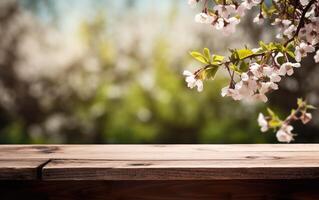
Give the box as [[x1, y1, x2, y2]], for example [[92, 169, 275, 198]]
[[276, 124, 295, 143], [183, 70, 203, 92]]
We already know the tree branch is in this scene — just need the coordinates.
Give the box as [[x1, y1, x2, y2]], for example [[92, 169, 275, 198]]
[[284, 0, 317, 46]]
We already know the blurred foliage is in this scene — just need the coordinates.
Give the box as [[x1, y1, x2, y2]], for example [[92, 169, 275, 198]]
[[0, 0, 317, 144]]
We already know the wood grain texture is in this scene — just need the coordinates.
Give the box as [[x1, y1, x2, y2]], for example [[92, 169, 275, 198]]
[[42, 159, 319, 180], [0, 145, 318, 180], [1, 145, 319, 199], [0, 144, 319, 160], [1, 180, 319, 200], [0, 159, 49, 180]]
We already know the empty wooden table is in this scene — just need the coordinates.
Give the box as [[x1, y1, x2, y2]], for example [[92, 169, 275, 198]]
[[0, 144, 318, 199]]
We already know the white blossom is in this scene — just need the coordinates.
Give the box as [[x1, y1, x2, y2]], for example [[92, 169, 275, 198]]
[[241, 0, 262, 10], [253, 93, 268, 102], [315, 50, 319, 63], [247, 78, 258, 92], [273, 19, 293, 40], [278, 62, 301, 76], [221, 86, 241, 99], [183, 70, 203, 92], [258, 113, 268, 132], [215, 18, 225, 30], [262, 66, 273, 77], [276, 33, 283, 39], [235, 81, 254, 98], [195, 13, 215, 24], [271, 18, 282, 26], [241, 72, 249, 81], [300, 0, 309, 6], [305, 6, 316, 18], [304, 22, 319, 45], [222, 17, 240, 35], [249, 63, 262, 78], [214, 5, 236, 19], [269, 73, 281, 82], [283, 25, 296, 39], [259, 82, 278, 94], [295, 42, 315, 62], [276, 124, 295, 143], [282, 19, 292, 27], [188, 0, 198, 7], [263, 65, 281, 82], [300, 112, 312, 124], [253, 13, 264, 25]]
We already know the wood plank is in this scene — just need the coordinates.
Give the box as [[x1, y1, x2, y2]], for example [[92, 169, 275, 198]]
[[0, 145, 319, 160], [0, 145, 318, 180], [0, 159, 49, 180], [42, 159, 319, 180], [1, 180, 319, 200]]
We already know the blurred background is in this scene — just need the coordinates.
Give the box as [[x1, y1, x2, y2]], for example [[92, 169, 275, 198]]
[[0, 0, 318, 144]]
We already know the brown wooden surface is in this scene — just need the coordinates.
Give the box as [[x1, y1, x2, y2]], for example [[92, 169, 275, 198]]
[[0, 159, 48, 180], [1, 145, 319, 160], [42, 159, 319, 180], [1, 180, 319, 200], [0, 145, 318, 180], [1, 145, 319, 200]]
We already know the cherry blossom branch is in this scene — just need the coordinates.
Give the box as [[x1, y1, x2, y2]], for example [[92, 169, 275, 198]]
[[284, 0, 317, 46], [258, 98, 315, 142], [185, 0, 318, 142]]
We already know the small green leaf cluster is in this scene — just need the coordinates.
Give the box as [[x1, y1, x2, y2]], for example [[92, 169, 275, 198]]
[[189, 40, 296, 79], [190, 48, 224, 80], [262, 98, 316, 132], [265, 108, 283, 130]]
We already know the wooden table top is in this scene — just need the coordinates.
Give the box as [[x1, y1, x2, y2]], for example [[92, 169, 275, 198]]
[[0, 144, 319, 180]]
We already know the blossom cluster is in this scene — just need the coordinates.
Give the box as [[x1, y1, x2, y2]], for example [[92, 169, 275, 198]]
[[189, 0, 261, 35], [258, 99, 315, 143], [221, 60, 301, 102], [185, 0, 319, 99], [184, 0, 318, 142]]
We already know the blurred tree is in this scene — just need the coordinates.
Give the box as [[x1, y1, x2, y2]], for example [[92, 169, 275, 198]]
[[20, 0, 59, 26], [0, 0, 317, 144]]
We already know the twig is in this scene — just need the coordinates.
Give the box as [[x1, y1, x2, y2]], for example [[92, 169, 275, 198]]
[[284, 0, 317, 46]]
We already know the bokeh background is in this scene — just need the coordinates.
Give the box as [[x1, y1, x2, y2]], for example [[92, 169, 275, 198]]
[[0, 0, 318, 144]]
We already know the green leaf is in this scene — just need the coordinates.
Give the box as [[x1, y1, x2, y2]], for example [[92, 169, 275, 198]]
[[285, 44, 295, 58], [286, 50, 295, 59], [229, 49, 239, 64], [236, 49, 254, 60], [211, 54, 224, 64], [268, 119, 282, 128], [266, 5, 277, 15], [275, 53, 286, 65], [239, 61, 249, 72], [190, 51, 209, 64], [229, 61, 248, 74], [203, 65, 219, 80], [259, 41, 268, 50], [297, 98, 304, 107], [267, 108, 276, 118], [261, 2, 268, 17], [203, 48, 211, 63], [306, 105, 317, 110], [254, 48, 266, 54], [229, 64, 242, 74], [268, 42, 281, 51]]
